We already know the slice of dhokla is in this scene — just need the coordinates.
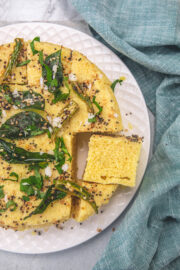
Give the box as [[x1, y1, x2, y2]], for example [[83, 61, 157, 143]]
[[0, 40, 28, 84], [26, 40, 122, 133], [0, 182, 71, 230], [72, 181, 117, 222], [83, 135, 142, 187]]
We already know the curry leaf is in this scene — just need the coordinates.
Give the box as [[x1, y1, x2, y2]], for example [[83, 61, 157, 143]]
[[0, 138, 55, 164], [0, 111, 51, 139], [71, 82, 94, 113], [4, 172, 19, 182], [30, 37, 40, 55]]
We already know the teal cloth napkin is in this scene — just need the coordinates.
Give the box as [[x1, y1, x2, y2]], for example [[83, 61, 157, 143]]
[[70, 0, 180, 269]]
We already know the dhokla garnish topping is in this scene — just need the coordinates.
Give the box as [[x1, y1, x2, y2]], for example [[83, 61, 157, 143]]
[[55, 180, 98, 213], [53, 137, 72, 174], [3, 38, 23, 80], [0, 138, 55, 164], [0, 111, 51, 139], [4, 172, 19, 182], [71, 82, 103, 122], [30, 36, 40, 55], [16, 59, 31, 67], [111, 77, 125, 92], [0, 84, 45, 110], [0, 186, 17, 212], [24, 185, 67, 220], [39, 50, 70, 104]]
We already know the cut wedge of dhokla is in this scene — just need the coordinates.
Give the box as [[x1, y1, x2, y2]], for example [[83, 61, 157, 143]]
[[83, 135, 142, 187], [72, 181, 118, 222]]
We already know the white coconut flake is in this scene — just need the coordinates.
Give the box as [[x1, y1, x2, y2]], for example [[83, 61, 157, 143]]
[[114, 113, 118, 118], [4, 194, 8, 203], [88, 113, 95, 119], [62, 163, 69, 172], [47, 115, 52, 124], [52, 117, 62, 128], [12, 89, 19, 98], [52, 64, 58, 79], [22, 182, 30, 186], [88, 83, 92, 90], [45, 166, 52, 177], [48, 127, 53, 134], [48, 150, 54, 155], [40, 77, 44, 88], [84, 119, 90, 125], [44, 85, 48, 91], [12, 105, 18, 110], [69, 73, 77, 81]]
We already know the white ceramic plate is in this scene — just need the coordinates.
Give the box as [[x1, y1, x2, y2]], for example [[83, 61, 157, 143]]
[[0, 22, 150, 254]]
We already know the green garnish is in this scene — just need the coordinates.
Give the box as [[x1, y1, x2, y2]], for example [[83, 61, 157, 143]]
[[0, 200, 17, 212], [0, 111, 51, 139], [54, 137, 72, 174], [88, 96, 103, 123], [55, 180, 98, 214], [71, 82, 94, 113], [4, 172, 19, 182], [39, 50, 69, 104], [3, 38, 22, 80], [0, 85, 45, 110], [0, 138, 55, 164], [16, 59, 31, 67], [111, 78, 123, 92], [0, 185, 4, 199], [0, 109, 2, 117], [24, 185, 67, 220], [20, 168, 43, 197], [22, 195, 30, 202], [30, 37, 40, 55]]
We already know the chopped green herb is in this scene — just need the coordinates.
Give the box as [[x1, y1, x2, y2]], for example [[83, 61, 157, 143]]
[[30, 37, 40, 55], [54, 137, 72, 174], [0, 85, 45, 110], [55, 180, 98, 213], [111, 79, 123, 92], [88, 96, 103, 123], [0, 111, 51, 139], [0, 109, 2, 117], [0, 185, 4, 199], [4, 172, 19, 182], [0, 138, 55, 164], [3, 38, 22, 79], [0, 200, 17, 212], [24, 185, 66, 220], [22, 195, 30, 202], [16, 59, 31, 67], [20, 167, 43, 196]]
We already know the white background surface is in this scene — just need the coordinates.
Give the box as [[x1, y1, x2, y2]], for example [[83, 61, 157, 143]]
[[0, 1, 155, 269]]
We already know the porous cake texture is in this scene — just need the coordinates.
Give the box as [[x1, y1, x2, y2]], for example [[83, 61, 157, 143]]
[[83, 135, 142, 187]]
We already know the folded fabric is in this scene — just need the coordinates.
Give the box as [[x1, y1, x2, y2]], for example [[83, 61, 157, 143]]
[[70, 1, 180, 269]]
